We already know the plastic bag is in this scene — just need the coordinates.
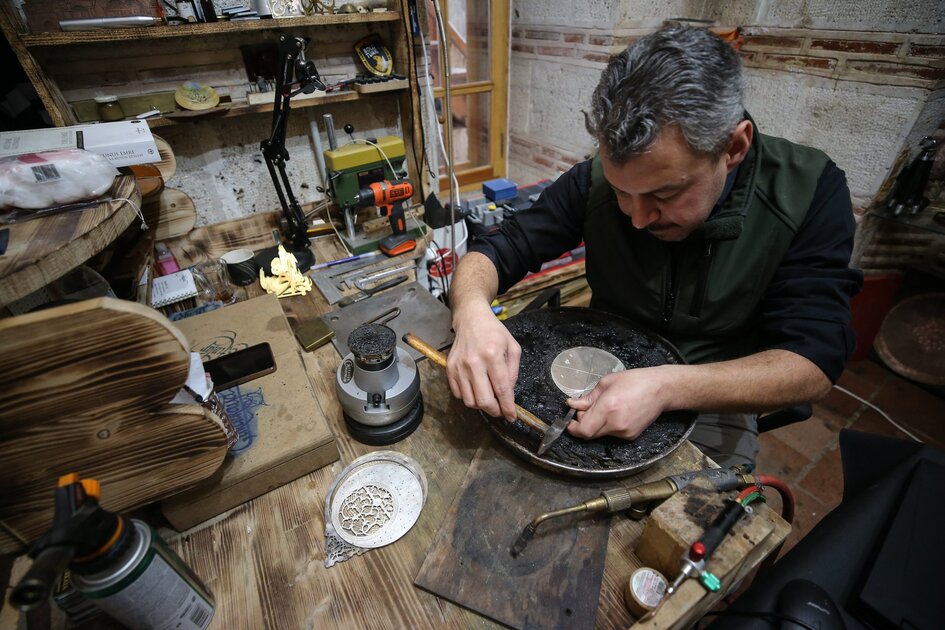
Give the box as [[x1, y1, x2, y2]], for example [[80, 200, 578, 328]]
[[0, 148, 118, 211]]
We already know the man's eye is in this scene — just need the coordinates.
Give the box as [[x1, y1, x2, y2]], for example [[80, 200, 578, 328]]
[[653, 191, 679, 201]]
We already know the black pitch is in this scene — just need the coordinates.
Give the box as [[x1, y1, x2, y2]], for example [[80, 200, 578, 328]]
[[485, 307, 697, 476], [348, 323, 396, 360]]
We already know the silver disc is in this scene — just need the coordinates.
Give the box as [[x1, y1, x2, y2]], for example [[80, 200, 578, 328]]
[[550, 346, 625, 397], [326, 451, 427, 549]]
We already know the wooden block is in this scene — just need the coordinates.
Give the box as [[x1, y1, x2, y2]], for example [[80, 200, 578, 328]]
[[632, 486, 790, 629], [352, 78, 409, 94], [0, 298, 229, 551], [636, 480, 775, 580], [149, 187, 197, 241], [162, 296, 339, 530]]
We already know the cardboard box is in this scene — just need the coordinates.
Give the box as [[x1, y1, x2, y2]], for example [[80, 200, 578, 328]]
[[163, 295, 340, 530], [0, 120, 159, 168], [24, 0, 162, 34]]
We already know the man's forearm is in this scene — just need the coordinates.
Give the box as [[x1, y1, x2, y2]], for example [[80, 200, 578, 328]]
[[653, 349, 833, 414], [450, 251, 500, 318]]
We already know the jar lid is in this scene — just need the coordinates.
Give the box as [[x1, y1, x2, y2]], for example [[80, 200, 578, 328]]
[[94, 95, 119, 103]]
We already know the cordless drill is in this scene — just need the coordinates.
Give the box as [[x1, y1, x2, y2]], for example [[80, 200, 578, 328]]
[[354, 179, 416, 256]]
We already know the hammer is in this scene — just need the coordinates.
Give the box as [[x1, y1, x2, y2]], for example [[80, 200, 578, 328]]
[[403, 333, 550, 437]]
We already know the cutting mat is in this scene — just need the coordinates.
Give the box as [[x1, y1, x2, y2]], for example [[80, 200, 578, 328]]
[[415, 439, 611, 630]]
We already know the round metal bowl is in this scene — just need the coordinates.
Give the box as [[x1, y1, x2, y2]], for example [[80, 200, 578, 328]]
[[482, 307, 697, 479]]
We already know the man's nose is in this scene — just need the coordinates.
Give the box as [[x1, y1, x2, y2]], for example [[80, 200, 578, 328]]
[[620, 195, 660, 229]]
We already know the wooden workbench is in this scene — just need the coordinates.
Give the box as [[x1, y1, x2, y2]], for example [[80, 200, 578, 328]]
[[5, 216, 789, 629]]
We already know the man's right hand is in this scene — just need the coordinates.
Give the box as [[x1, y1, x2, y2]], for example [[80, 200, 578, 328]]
[[447, 300, 521, 421]]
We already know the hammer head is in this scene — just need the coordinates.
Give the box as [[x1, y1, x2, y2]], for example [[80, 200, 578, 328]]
[[536, 407, 577, 456]]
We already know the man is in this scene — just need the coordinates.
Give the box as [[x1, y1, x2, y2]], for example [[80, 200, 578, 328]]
[[446, 27, 863, 467]]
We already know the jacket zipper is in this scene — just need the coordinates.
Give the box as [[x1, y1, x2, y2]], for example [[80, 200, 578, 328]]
[[661, 246, 678, 324], [689, 242, 713, 318]]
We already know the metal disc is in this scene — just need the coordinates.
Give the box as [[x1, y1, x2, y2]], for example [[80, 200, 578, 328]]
[[550, 346, 625, 397], [326, 451, 427, 549]]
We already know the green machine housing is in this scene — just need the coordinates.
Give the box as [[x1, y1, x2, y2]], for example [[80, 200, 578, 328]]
[[324, 136, 426, 253]]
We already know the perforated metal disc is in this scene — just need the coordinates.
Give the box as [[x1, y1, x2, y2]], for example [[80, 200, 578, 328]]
[[550, 346, 625, 397], [325, 451, 427, 549]]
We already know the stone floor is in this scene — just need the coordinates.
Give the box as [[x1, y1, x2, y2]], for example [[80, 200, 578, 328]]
[[756, 358, 945, 557]]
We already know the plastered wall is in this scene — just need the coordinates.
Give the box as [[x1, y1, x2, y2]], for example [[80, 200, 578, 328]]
[[158, 102, 401, 226]]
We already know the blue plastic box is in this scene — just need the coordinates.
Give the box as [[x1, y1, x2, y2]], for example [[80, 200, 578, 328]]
[[482, 178, 518, 202]]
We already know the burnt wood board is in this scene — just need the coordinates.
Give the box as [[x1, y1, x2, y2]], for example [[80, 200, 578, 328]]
[[415, 440, 610, 629]]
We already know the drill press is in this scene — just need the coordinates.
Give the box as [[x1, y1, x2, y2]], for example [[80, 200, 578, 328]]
[[353, 179, 417, 256]]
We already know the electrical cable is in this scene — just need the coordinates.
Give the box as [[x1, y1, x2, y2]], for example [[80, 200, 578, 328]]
[[399, 10, 432, 200], [324, 203, 352, 256], [110, 197, 147, 231], [347, 138, 398, 180], [417, 7, 460, 210], [833, 384, 923, 443]]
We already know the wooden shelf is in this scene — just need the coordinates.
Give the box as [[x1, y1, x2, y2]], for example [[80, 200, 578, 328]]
[[21, 11, 400, 47], [0, 175, 140, 307], [144, 85, 406, 128]]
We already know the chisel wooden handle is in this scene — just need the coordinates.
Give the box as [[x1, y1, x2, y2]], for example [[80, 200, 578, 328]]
[[403, 332, 550, 433]]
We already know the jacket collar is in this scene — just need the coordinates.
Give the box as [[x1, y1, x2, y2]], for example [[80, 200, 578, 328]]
[[691, 111, 760, 242]]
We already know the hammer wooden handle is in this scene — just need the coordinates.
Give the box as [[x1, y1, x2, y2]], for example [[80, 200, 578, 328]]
[[403, 332, 550, 433]]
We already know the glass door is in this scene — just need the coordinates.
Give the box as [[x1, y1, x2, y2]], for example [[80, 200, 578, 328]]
[[426, 0, 509, 190]]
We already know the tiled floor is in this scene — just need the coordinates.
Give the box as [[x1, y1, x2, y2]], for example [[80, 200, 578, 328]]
[[756, 358, 945, 557]]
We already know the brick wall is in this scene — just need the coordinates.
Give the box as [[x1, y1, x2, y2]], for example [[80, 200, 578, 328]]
[[507, 0, 944, 273]]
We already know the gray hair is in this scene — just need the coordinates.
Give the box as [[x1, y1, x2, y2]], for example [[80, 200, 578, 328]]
[[586, 26, 745, 162]]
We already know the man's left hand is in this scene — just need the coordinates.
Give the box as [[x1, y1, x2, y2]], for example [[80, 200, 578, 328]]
[[566, 367, 669, 440]]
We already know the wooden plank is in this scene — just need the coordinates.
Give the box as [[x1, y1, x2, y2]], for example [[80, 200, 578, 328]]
[[20, 12, 403, 46], [415, 438, 611, 630], [0, 0, 73, 125], [0, 405, 228, 552], [0, 297, 229, 552], [0, 297, 190, 425], [0, 175, 139, 306], [164, 211, 283, 267], [147, 91, 365, 128]]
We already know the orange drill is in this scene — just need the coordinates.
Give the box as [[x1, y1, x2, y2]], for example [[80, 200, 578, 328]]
[[354, 179, 416, 256]]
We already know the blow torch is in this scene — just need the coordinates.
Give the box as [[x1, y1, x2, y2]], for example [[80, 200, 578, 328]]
[[354, 179, 416, 256]]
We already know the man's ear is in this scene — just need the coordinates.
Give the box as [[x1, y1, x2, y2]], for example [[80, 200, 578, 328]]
[[725, 120, 753, 171]]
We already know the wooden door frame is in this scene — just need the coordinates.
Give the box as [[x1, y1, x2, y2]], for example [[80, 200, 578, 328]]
[[429, 0, 509, 192]]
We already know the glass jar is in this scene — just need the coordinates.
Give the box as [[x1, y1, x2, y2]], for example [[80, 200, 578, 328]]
[[94, 96, 124, 122]]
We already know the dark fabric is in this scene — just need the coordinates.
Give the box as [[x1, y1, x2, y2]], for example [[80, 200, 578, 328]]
[[707, 429, 944, 630], [469, 130, 862, 382]]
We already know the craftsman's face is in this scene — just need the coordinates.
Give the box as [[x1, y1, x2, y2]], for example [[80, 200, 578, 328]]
[[601, 122, 751, 241]]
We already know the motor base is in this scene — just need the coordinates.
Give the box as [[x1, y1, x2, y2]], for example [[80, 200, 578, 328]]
[[343, 395, 424, 446]]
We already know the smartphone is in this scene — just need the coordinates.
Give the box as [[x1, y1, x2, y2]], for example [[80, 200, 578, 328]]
[[203, 343, 276, 391]]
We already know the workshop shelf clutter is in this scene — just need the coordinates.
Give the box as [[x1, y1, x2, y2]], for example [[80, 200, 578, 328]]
[[0, 2, 410, 129]]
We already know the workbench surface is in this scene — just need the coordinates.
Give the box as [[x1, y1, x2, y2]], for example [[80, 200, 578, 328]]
[[6, 214, 789, 629]]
